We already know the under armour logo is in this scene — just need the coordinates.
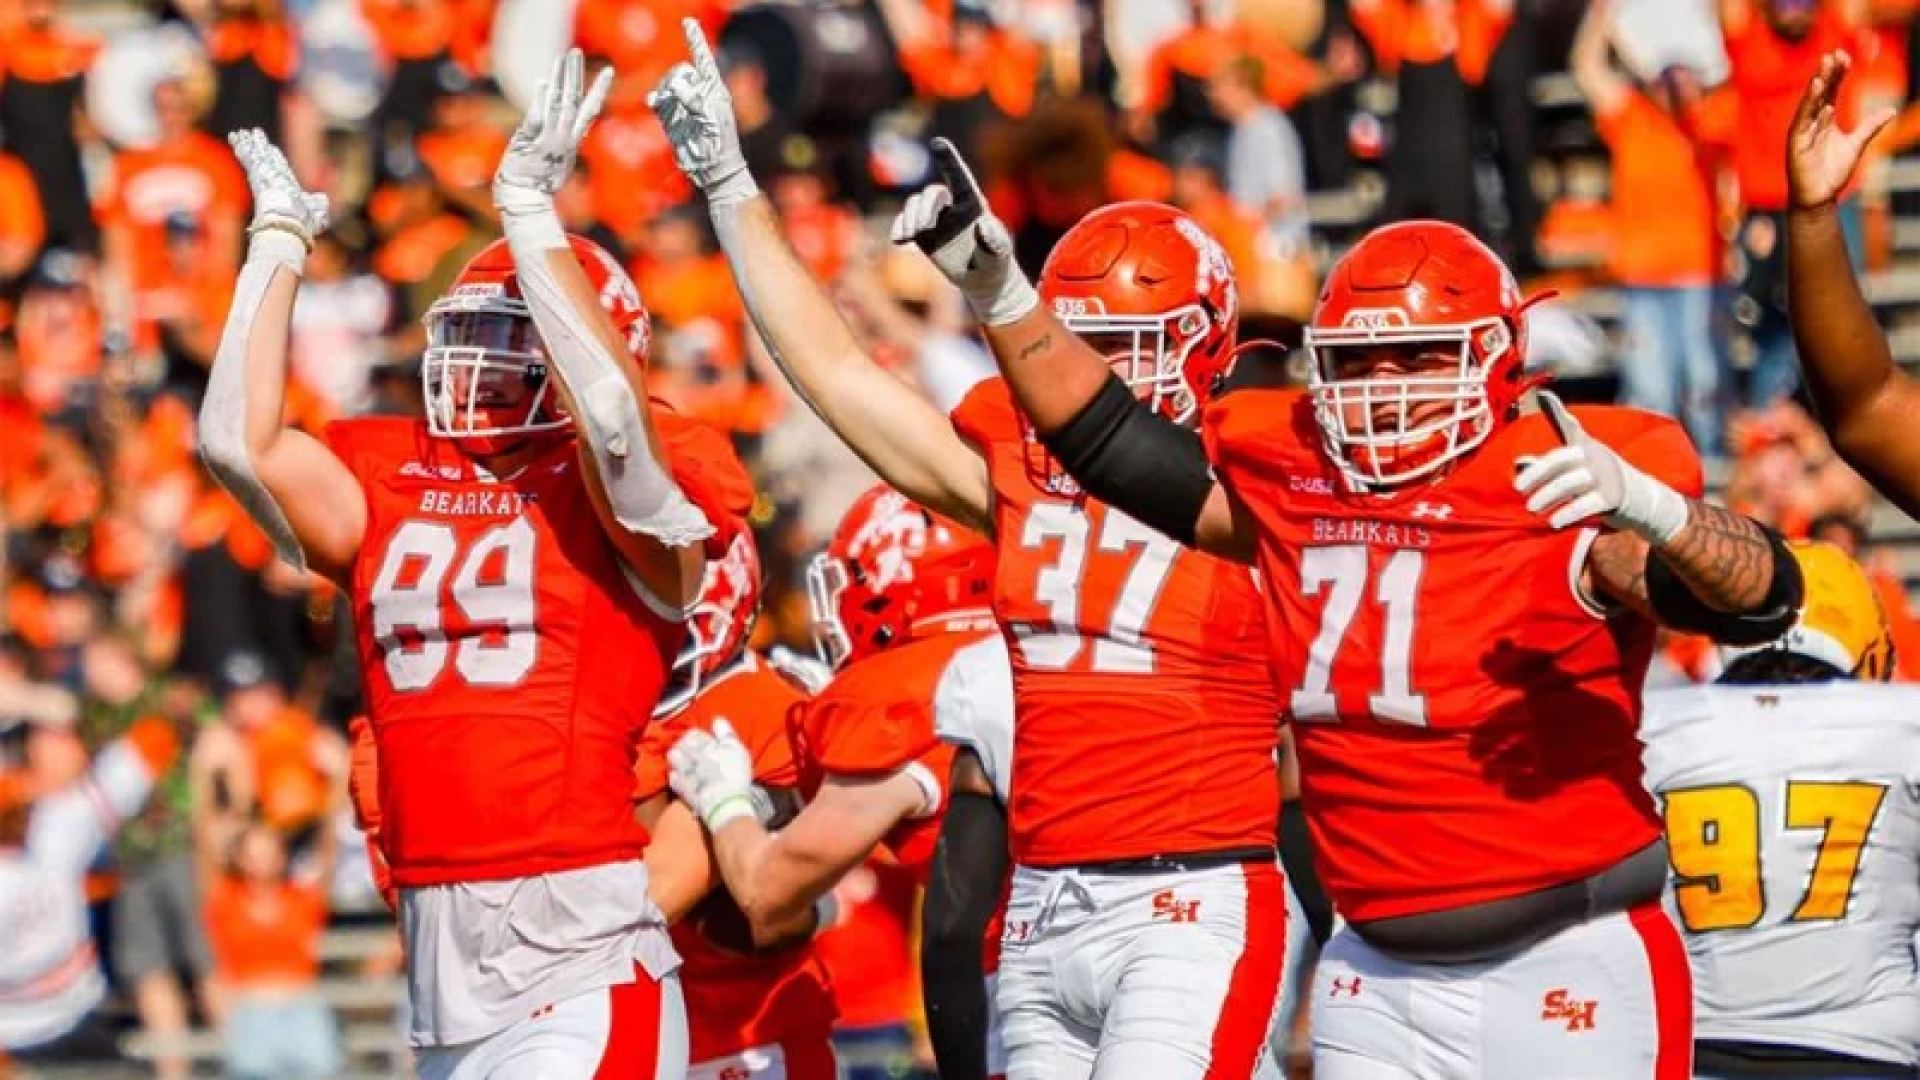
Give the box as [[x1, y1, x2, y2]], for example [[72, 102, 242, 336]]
[[1541, 988, 1598, 1032], [1410, 502, 1453, 521], [1328, 976, 1363, 998]]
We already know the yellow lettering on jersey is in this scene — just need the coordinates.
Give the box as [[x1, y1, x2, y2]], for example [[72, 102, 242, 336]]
[[1664, 784, 1765, 932], [1786, 781, 1889, 922]]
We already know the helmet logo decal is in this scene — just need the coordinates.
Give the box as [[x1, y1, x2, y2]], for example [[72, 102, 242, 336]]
[[1341, 308, 1411, 329], [847, 492, 928, 592], [1174, 216, 1236, 325]]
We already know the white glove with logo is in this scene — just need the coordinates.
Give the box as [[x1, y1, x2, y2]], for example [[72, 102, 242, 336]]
[[647, 18, 758, 210], [229, 129, 329, 267], [668, 718, 761, 831], [1513, 391, 1690, 543], [890, 138, 1038, 328], [494, 47, 612, 247]]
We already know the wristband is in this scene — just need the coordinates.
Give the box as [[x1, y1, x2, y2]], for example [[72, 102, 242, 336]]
[[702, 792, 758, 832]]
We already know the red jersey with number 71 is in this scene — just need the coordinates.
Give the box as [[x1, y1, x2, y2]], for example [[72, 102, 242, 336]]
[[327, 413, 749, 887], [951, 378, 1280, 866], [1201, 390, 1703, 923]]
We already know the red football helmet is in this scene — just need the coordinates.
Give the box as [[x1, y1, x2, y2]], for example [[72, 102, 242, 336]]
[[806, 485, 996, 670], [1305, 220, 1533, 488], [658, 527, 763, 717], [422, 234, 653, 455], [1039, 201, 1240, 425]]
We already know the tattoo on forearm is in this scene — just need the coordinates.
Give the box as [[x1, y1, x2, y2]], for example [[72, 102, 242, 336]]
[[1657, 501, 1774, 611], [1586, 533, 1655, 618], [1015, 331, 1053, 364]]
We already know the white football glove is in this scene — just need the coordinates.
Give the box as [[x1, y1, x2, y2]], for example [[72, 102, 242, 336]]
[[228, 129, 329, 255], [647, 18, 757, 209], [890, 139, 1038, 328], [667, 717, 760, 831], [1513, 391, 1690, 543], [495, 47, 611, 224]]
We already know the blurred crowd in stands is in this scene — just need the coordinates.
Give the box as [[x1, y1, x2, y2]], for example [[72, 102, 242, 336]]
[[7, 0, 1920, 1075]]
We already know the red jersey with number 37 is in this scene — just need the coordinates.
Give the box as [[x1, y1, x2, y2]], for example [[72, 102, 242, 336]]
[[328, 414, 747, 887], [634, 654, 836, 1063], [952, 378, 1279, 866], [1201, 391, 1703, 922]]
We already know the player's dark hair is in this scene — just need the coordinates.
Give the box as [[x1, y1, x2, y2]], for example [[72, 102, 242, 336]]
[[1716, 650, 1850, 685]]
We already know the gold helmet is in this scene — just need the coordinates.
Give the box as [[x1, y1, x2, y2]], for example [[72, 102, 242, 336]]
[[1722, 541, 1896, 682]]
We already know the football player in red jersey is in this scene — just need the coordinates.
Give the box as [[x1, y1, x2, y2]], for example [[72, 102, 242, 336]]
[[666, 484, 1002, 909], [652, 23, 1290, 1080], [632, 528, 841, 1080], [196, 52, 750, 1080], [666, 486, 1014, 1064], [896, 137, 1810, 1078]]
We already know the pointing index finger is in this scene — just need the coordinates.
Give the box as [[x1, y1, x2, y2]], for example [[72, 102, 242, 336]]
[[684, 17, 719, 81], [929, 137, 979, 198]]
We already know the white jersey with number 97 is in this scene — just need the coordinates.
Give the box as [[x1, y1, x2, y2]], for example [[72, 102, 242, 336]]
[[1641, 682, 1920, 1067]]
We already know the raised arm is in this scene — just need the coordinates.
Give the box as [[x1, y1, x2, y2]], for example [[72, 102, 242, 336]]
[[494, 50, 713, 606], [891, 140, 1256, 560], [1784, 51, 1920, 516], [197, 130, 364, 587], [646, 21, 991, 534]]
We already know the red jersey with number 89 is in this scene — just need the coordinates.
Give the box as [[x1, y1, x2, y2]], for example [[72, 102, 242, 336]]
[[329, 414, 746, 887], [1201, 390, 1703, 923], [952, 378, 1279, 866]]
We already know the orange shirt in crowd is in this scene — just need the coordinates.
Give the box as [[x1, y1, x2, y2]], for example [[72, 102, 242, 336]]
[[131, 262, 233, 359], [581, 95, 689, 240], [98, 135, 249, 292], [359, 0, 457, 62], [573, 0, 726, 91], [205, 877, 328, 987], [0, 23, 99, 84], [1594, 93, 1734, 287], [812, 858, 922, 1032], [372, 213, 473, 288], [205, 17, 299, 80], [1724, 1, 1864, 211], [0, 152, 46, 260], [781, 202, 861, 286], [1348, 0, 1511, 83], [417, 126, 511, 195], [897, 29, 1042, 119], [1137, 22, 1321, 113], [251, 707, 331, 832]]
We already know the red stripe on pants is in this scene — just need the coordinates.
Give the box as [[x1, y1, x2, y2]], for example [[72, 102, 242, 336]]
[[1627, 901, 1694, 1080], [593, 966, 665, 1080], [1203, 860, 1287, 1080]]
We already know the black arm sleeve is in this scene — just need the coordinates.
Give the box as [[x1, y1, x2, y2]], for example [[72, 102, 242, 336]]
[[922, 789, 1010, 1080], [1645, 525, 1805, 646], [1035, 373, 1215, 547]]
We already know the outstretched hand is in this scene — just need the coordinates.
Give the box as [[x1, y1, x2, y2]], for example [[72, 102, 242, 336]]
[[888, 138, 1036, 328], [495, 47, 611, 208], [229, 129, 329, 250], [648, 18, 756, 209], [1788, 50, 1898, 212], [1513, 391, 1689, 543]]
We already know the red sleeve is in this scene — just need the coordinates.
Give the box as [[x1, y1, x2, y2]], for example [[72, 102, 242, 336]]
[[1606, 411, 1705, 499], [949, 377, 1012, 450], [652, 405, 755, 559], [633, 715, 677, 800], [807, 693, 937, 778]]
